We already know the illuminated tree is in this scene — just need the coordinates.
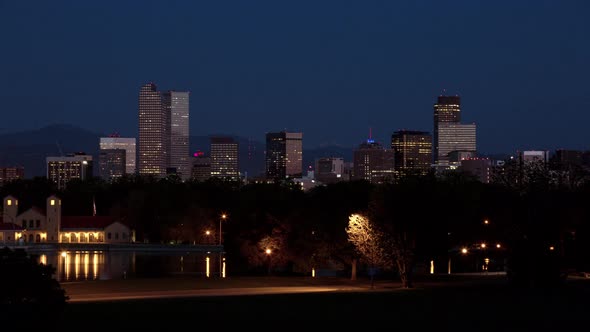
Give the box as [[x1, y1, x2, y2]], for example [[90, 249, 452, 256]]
[[346, 213, 388, 288]]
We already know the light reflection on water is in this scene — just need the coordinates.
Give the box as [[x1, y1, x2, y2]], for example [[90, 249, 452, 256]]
[[37, 251, 225, 282]]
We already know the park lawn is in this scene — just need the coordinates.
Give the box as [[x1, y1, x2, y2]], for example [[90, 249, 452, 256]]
[[61, 277, 590, 330]]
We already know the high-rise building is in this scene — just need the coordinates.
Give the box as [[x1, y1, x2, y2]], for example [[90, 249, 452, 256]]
[[433, 95, 475, 166], [436, 123, 477, 166], [460, 158, 492, 183], [315, 157, 345, 184], [162, 91, 190, 180], [191, 151, 211, 182], [138, 83, 191, 179], [99, 149, 126, 181], [99, 136, 136, 175], [352, 139, 395, 184], [138, 83, 167, 177], [210, 137, 239, 181], [0, 167, 24, 186], [391, 130, 432, 175], [47, 153, 93, 189], [265, 131, 303, 179]]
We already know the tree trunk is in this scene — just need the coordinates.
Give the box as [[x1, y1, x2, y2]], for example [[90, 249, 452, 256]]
[[351, 258, 357, 281], [397, 258, 413, 288]]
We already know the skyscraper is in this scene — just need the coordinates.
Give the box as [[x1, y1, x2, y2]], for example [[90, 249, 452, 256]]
[[315, 157, 345, 184], [265, 131, 303, 179], [191, 151, 211, 182], [99, 149, 126, 181], [138, 83, 167, 177], [162, 91, 190, 180], [391, 130, 432, 175], [138, 83, 190, 179], [210, 137, 239, 181], [47, 153, 93, 189], [353, 139, 395, 184], [436, 123, 476, 165], [433, 95, 477, 166], [99, 136, 136, 175]]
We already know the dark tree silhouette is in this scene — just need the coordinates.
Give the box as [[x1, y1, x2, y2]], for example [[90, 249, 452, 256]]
[[0, 247, 68, 325]]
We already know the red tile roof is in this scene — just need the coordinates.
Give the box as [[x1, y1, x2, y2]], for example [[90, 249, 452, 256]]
[[0, 222, 23, 231], [61, 216, 118, 230]]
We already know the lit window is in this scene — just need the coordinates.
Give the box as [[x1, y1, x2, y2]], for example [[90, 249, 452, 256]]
[[7, 199, 11, 206], [51, 199, 55, 206]]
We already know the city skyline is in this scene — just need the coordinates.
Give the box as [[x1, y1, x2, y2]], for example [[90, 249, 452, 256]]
[[1, 1, 588, 154]]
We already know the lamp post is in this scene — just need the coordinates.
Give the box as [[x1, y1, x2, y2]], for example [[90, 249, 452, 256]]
[[219, 213, 227, 277], [265, 248, 272, 275], [219, 214, 227, 246]]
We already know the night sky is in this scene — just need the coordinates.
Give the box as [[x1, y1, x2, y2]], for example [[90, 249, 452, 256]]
[[1, 0, 589, 154]]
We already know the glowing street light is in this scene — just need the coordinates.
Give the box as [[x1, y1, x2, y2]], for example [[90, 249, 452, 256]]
[[484, 219, 489, 225], [496, 243, 501, 249], [461, 248, 468, 254], [219, 213, 227, 246], [266, 248, 272, 275]]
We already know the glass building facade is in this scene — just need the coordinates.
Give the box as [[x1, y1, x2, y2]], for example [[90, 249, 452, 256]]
[[391, 130, 432, 175], [99, 137, 136, 175], [210, 137, 239, 181]]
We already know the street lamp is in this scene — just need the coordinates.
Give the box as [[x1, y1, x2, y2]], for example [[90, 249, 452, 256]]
[[218, 213, 228, 278], [219, 213, 227, 246], [265, 248, 272, 275]]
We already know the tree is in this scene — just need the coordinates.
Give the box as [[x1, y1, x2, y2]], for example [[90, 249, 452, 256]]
[[346, 213, 388, 288], [0, 247, 68, 326]]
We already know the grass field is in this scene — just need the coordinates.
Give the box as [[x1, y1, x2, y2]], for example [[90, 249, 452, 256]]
[[56, 274, 590, 330]]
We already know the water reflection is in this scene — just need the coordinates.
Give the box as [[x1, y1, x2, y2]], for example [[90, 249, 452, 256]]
[[38, 251, 225, 282]]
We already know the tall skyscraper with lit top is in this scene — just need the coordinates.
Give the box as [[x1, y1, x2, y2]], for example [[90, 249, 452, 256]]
[[265, 131, 303, 179], [162, 91, 190, 180], [433, 95, 476, 166], [138, 83, 190, 179], [138, 83, 167, 177]]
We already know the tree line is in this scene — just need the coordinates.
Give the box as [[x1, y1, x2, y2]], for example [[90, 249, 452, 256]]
[[2, 159, 590, 286]]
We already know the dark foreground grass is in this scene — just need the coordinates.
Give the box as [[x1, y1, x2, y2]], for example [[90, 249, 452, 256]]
[[60, 278, 590, 330]]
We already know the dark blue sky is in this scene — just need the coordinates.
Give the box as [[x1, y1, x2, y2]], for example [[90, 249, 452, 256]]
[[1, 0, 589, 153]]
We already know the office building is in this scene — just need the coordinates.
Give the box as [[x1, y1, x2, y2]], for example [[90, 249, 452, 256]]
[[162, 91, 190, 180], [265, 131, 303, 179], [138, 83, 191, 179], [460, 158, 492, 183], [47, 153, 93, 189], [433, 95, 477, 168], [436, 123, 477, 166], [99, 149, 126, 181], [0, 167, 24, 186], [315, 157, 345, 184], [210, 137, 239, 181], [99, 136, 136, 175], [520, 150, 549, 164], [353, 139, 395, 184], [191, 151, 211, 182], [138, 83, 167, 177], [391, 130, 432, 175]]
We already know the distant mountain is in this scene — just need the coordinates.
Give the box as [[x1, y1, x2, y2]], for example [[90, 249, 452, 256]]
[[0, 125, 356, 179], [0, 124, 105, 177]]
